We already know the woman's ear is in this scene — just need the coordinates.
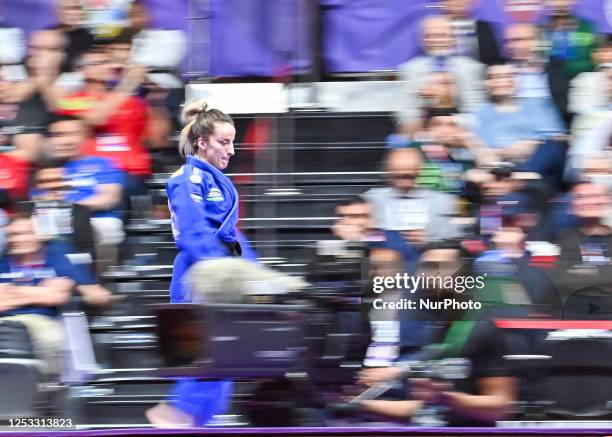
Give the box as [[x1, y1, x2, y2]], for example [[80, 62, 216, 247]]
[[197, 137, 206, 150]]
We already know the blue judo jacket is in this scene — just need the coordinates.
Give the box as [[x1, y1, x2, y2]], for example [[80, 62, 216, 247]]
[[166, 155, 256, 303], [165, 155, 256, 426]]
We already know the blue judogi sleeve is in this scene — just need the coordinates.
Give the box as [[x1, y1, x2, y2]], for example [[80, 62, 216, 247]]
[[166, 167, 230, 263]]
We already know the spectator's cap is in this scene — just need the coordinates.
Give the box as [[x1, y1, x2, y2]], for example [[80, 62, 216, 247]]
[[385, 133, 416, 149]]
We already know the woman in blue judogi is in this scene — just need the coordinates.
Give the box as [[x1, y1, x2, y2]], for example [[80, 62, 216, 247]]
[[146, 102, 255, 427]]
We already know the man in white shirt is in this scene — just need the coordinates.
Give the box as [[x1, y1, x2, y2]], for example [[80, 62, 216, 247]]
[[396, 16, 485, 134]]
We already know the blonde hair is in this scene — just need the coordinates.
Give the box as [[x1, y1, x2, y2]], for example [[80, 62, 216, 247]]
[[178, 100, 234, 157]]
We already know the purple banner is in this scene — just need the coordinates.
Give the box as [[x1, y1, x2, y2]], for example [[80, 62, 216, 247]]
[[208, 0, 311, 77], [322, 0, 612, 73], [3, 0, 611, 76], [2, 0, 309, 77], [321, 0, 431, 72], [2, 0, 56, 33], [2, 0, 187, 33]]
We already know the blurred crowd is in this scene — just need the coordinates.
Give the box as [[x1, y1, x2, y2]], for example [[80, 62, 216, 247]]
[[309, 0, 612, 427], [0, 0, 610, 428], [0, 0, 186, 397]]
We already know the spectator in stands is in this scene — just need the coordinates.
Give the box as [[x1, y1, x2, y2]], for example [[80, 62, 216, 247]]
[[416, 108, 481, 168], [472, 195, 562, 315], [471, 63, 566, 181], [357, 244, 517, 426], [569, 35, 612, 115], [127, 0, 187, 76], [31, 166, 96, 262], [364, 147, 461, 267], [440, 0, 504, 65], [30, 167, 114, 308], [0, 152, 31, 209], [52, 0, 93, 73], [464, 163, 561, 238], [108, 29, 178, 154], [557, 181, 611, 264], [0, 29, 66, 162], [308, 197, 376, 363], [56, 47, 151, 199], [540, 0, 596, 79], [0, 216, 74, 377], [411, 109, 488, 197], [47, 115, 125, 273], [504, 22, 570, 127], [361, 243, 465, 374], [308, 196, 375, 288], [555, 181, 611, 308], [415, 72, 463, 130], [332, 196, 373, 242], [127, 0, 186, 128], [27, 169, 116, 309], [361, 247, 404, 369], [127, 0, 149, 35], [581, 153, 612, 191], [566, 65, 612, 178], [396, 15, 485, 135], [106, 29, 135, 71]]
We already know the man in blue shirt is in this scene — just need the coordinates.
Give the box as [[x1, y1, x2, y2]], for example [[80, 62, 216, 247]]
[[47, 115, 125, 272], [0, 216, 74, 377], [471, 64, 567, 187], [30, 167, 115, 308], [504, 22, 573, 127], [473, 64, 565, 152]]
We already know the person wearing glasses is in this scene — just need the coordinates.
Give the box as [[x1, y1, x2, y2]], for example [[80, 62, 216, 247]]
[[363, 147, 461, 268]]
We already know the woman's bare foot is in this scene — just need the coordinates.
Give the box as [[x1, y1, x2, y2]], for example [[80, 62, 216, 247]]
[[145, 402, 195, 428]]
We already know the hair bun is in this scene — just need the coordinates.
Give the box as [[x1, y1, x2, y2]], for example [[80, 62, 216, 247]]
[[180, 99, 208, 126], [196, 101, 208, 114]]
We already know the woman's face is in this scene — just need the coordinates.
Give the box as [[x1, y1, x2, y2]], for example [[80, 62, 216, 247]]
[[197, 122, 236, 170]]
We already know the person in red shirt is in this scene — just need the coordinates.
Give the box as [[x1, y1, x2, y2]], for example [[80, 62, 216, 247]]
[[0, 152, 31, 209], [54, 47, 152, 198]]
